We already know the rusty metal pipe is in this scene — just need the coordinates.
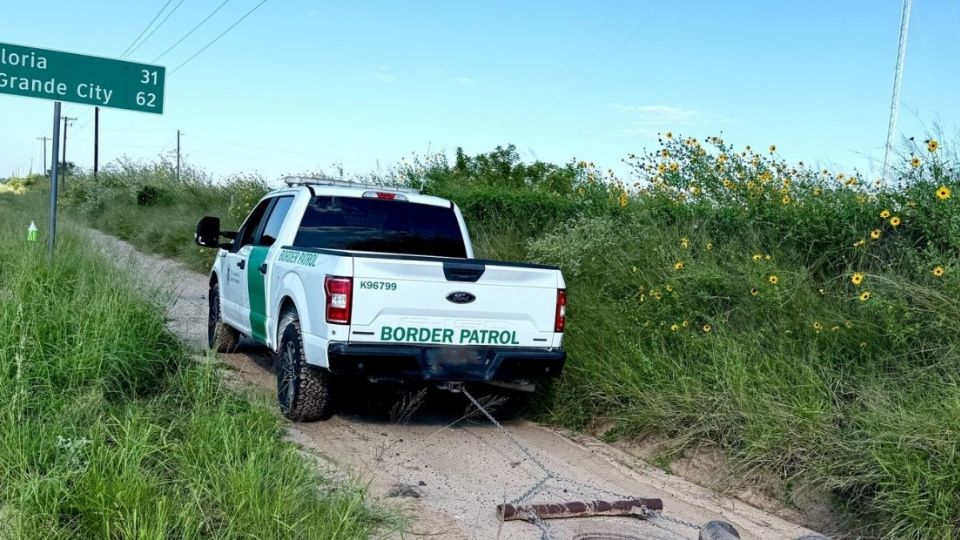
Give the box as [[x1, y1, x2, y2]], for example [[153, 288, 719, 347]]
[[497, 498, 664, 522]]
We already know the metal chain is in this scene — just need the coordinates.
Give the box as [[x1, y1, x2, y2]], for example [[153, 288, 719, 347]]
[[462, 388, 701, 536]]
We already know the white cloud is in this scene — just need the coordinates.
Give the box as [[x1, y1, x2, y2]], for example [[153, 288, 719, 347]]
[[611, 104, 733, 138], [374, 66, 396, 83]]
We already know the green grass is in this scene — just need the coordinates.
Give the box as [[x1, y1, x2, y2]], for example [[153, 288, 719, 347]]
[[23, 138, 960, 537], [0, 191, 389, 538]]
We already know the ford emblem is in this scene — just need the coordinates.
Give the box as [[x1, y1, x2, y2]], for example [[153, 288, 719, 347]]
[[446, 291, 476, 304]]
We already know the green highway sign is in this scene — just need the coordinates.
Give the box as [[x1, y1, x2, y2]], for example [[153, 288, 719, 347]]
[[0, 41, 165, 114]]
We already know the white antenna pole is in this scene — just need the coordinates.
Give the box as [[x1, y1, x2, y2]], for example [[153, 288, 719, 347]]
[[882, 0, 913, 183]]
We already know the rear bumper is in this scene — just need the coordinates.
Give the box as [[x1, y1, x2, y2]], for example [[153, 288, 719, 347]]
[[326, 343, 565, 382]]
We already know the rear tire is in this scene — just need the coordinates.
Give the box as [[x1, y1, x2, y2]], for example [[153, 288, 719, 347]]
[[276, 309, 335, 421], [209, 281, 240, 353]]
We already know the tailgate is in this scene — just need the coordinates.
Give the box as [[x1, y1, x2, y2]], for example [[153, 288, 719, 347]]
[[349, 256, 559, 348]]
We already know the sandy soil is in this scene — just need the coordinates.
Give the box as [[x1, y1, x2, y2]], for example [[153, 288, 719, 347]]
[[86, 228, 821, 540]]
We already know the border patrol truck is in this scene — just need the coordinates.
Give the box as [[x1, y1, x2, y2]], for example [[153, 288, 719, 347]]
[[196, 178, 567, 421]]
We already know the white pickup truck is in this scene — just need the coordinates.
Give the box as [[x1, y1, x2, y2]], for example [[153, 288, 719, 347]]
[[195, 178, 567, 421]]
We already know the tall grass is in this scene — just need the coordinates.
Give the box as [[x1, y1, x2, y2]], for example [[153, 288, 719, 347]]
[[0, 191, 386, 538]]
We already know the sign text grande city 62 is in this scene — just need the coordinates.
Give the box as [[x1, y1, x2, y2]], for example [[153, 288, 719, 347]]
[[0, 42, 165, 113]]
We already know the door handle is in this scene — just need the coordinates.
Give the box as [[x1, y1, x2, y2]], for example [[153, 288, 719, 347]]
[[259, 263, 268, 275], [237, 260, 246, 270]]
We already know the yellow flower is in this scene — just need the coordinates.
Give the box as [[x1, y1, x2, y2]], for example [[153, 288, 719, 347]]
[[661, 149, 670, 158], [813, 187, 822, 196], [658, 163, 666, 173], [680, 237, 689, 249], [706, 242, 713, 251], [781, 195, 791, 205], [831, 325, 840, 332], [889, 216, 901, 227], [752, 254, 762, 262], [879, 209, 891, 219], [859, 291, 871, 302], [768, 274, 779, 285], [769, 144, 777, 153], [750, 287, 759, 296], [619, 191, 628, 208], [853, 239, 866, 247], [937, 186, 952, 200], [911, 157, 921, 168], [813, 321, 823, 333], [764, 254, 771, 260], [674, 261, 685, 271], [722, 179, 734, 189], [933, 266, 945, 277], [870, 229, 882, 240], [670, 324, 679, 332], [851, 272, 865, 286], [702, 324, 712, 333], [669, 162, 680, 173], [718, 153, 728, 163], [652, 290, 662, 300], [927, 138, 939, 152], [819, 288, 826, 295], [664, 131, 673, 140], [682, 320, 689, 327]]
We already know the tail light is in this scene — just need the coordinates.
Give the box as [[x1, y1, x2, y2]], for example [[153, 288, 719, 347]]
[[325, 276, 353, 324], [362, 191, 407, 201], [555, 289, 567, 332]]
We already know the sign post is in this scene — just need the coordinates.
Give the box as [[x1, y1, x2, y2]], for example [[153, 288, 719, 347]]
[[0, 41, 166, 256]]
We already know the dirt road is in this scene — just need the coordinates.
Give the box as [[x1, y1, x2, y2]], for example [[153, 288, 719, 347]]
[[87, 227, 819, 540]]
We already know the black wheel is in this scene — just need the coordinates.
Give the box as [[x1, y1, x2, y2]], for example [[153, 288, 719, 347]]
[[208, 281, 240, 353], [276, 309, 335, 421]]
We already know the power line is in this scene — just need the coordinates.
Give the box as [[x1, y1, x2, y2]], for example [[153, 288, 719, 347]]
[[123, 0, 188, 59], [170, 0, 268, 74], [120, 0, 176, 58], [152, 0, 233, 62]]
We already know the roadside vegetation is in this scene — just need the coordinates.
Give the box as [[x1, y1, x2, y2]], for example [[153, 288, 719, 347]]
[[17, 134, 960, 537], [0, 190, 385, 538]]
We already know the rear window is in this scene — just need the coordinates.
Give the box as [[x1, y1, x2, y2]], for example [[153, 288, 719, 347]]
[[294, 196, 467, 258]]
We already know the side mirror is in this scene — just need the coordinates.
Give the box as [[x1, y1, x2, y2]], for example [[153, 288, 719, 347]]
[[195, 216, 222, 248]]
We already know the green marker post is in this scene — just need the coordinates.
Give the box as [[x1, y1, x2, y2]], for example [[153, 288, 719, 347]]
[[27, 221, 38, 242]]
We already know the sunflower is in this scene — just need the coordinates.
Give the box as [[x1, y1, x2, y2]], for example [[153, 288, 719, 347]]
[[670, 324, 679, 332], [665, 131, 673, 140], [853, 239, 866, 247], [768, 274, 779, 285], [752, 254, 762, 262], [851, 272, 865, 286], [937, 186, 952, 200], [870, 229, 882, 240], [781, 195, 791, 205], [750, 287, 759, 296], [813, 321, 823, 333], [859, 291, 871, 302], [680, 237, 689, 249], [933, 266, 945, 277], [722, 179, 734, 189], [831, 325, 840, 332], [911, 157, 921, 168], [879, 209, 891, 219], [702, 324, 712, 333], [890, 216, 901, 227], [674, 261, 685, 271], [706, 242, 713, 251], [652, 290, 662, 300], [619, 191, 628, 208], [665, 284, 673, 292], [769, 144, 777, 153], [927, 138, 939, 152], [661, 149, 670, 158], [813, 187, 823, 196], [682, 320, 689, 327]]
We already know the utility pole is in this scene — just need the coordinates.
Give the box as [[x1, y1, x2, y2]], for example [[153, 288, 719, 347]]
[[37, 136, 49, 175], [94, 107, 100, 180], [176, 129, 181, 182], [61, 116, 76, 191], [882, 0, 912, 183]]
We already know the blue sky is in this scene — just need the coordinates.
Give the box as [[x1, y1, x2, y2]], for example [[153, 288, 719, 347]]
[[2, 1, 959, 182]]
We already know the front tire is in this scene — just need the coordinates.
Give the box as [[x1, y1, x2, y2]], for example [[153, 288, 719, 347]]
[[209, 281, 240, 353], [276, 309, 335, 421]]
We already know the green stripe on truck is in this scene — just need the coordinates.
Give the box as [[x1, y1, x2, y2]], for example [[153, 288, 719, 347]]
[[247, 246, 270, 344]]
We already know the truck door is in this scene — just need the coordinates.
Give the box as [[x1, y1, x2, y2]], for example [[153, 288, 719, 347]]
[[246, 195, 294, 345], [221, 198, 272, 335]]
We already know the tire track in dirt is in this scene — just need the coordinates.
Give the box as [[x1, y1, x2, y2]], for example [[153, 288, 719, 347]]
[[85, 227, 819, 540]]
